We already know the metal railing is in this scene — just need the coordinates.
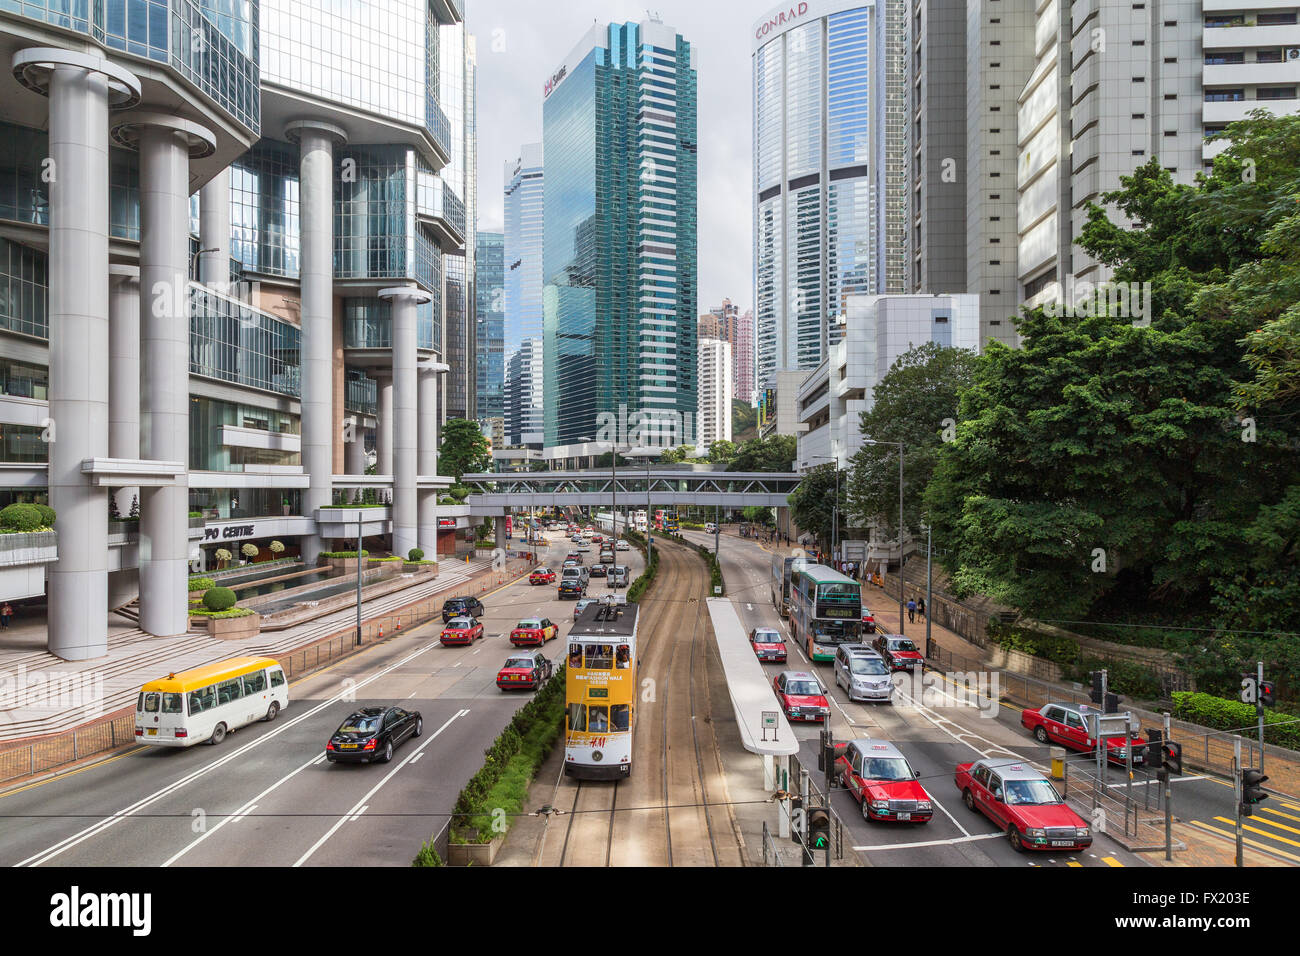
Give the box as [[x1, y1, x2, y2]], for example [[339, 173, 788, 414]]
[[760, 821, 785, 867]]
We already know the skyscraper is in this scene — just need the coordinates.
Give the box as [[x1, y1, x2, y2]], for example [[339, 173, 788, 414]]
[[475, 231, 505, 421], [503, 143, 545, 446], [543, 20, 699, 451], [752, 1, 903, 396], [441, 24, 477, 421], [708, 298, 756, 405], [698, 335, 734, 447]]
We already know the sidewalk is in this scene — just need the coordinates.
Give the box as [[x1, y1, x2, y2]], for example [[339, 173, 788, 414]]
[[0, 556, 513, 763]]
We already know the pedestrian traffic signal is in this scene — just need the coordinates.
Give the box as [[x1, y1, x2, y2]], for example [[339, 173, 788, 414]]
[[1104, 691, 1121, 714], [1260, 680, 1276, 708], [1146, 728, 1164, 771], [1242, 768, 1269, 816], [807, 805, 831, 852], [1162, 741, 1183, 776]]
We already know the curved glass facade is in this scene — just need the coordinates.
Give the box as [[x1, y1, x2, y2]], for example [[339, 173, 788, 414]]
[[342, 297, 436, 352], [752, 1, 887, 392], [230, 139, 300, 278], [7, 0, 260, 133], [503, 144, 544, 446]]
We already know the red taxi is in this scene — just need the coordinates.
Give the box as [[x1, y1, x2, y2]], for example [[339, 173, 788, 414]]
[[440, 616, 484, 646], [772, 671, 830, 722], [835, 739, 933, 823], [510, 617, 559, 646], [873, 634, 924, 672], [1020, 702, 1146, 767], [956, 757, 1092, 852], [529, 567, 556, 585], [861, 606, 877, 634], [749, 626, 787, 663], [496, 651, 553, 691]]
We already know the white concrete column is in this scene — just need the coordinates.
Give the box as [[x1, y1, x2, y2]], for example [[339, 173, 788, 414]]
[[345, 414, 369, 475], [108, 264, 140, 520], [380, 287, 430, 561], [116, 112, 215, 638], [418, 361, 447, 556], [375, 372, 394, 479], [198, 166, 231, 291], [287, 120, 347, 562], [12, 49, 140, 659]]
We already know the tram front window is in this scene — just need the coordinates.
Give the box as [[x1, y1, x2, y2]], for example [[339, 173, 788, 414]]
[[568, 644, 582, 669], [586, 644, 614, 669], [568, 703, 586, 732], [611, 704, 630, 731], [587, 706, 610, 733]]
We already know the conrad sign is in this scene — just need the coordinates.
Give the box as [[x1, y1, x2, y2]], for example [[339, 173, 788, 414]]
[[755, 1, 811, 40]]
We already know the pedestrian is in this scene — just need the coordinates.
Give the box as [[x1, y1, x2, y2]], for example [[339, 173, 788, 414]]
[[907, 598, 916, 624], [0, 602, 12, 628], [918, 598, 926, 619]]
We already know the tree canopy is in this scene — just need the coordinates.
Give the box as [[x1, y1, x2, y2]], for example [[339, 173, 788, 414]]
[[438, 418, 491, 481]]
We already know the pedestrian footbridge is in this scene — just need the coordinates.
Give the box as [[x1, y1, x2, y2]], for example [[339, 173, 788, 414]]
[[461, 468, 802, 516]]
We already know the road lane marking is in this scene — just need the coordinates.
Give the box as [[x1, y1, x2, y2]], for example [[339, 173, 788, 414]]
[[1185, 820, 1300, 863], [293, 709, 469, 867], [851, 832, 1003, 852], [349, 805, 368, 822], [928, 793, 970, 837], [1242, 814, 1300, 836], [1212, 816, 1300, 847], [162, 753, 325, 866], [1066, 861, 1082, 867], [17, 641, 442, 867], [1261, 806, 1300, 824], [1102, 856, 1123, 867]]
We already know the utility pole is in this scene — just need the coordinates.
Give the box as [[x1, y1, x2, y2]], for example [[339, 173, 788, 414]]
[[1257, 660, 1265, 772], [1163, 711, 1172, 862], [355, 511, 363, 646], [1095, 669, 1108, 807], [897, 442, 904, 637], [1234, 735, 1244, 867], [925, 522, 933, 659]]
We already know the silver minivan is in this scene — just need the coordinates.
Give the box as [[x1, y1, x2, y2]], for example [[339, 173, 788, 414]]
[[834, 644, 894, 703]]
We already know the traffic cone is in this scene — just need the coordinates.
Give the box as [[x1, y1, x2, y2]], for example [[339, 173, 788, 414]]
[[396, 617, 401, 631], [378, 624, 383, 639]]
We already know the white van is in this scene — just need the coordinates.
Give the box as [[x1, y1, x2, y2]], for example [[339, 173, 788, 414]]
[[705, 522, 718, 535]]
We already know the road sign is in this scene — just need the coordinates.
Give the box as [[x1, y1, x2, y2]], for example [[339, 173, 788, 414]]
[[761, 709, 778, 741]]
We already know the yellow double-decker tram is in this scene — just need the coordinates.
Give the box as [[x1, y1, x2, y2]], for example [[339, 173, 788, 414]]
[[564, 596, 639, 779]]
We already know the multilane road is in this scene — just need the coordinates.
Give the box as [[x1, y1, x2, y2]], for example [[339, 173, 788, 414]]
[[0, 532, 639, 867], [681, 528, 1149, 869]]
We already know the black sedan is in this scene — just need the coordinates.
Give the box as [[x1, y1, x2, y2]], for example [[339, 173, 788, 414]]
[[441, 595, 485, 623], [325, 707, 423, 764]]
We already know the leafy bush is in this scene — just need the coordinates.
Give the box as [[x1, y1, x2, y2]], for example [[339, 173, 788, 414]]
[[1173, 692, 1300, 752], [202, 587, 238, 612], [189, 607, 256, 619], [987, 620, 1166, 700], [408, 547, 424, 562], [188, 577, 216, 592], [214, 548, 232, 565], [0, 503, 46, 532], [269, 540, 285, 554], [320, 550, 369, 559], [34, 504, 56, 527], [412, 842, 444, 867], [241, 543, 259, 559], [188, 511, 203, 518]]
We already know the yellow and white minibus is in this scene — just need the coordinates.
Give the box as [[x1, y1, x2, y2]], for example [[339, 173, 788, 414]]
[[136, 656, 288, 747]]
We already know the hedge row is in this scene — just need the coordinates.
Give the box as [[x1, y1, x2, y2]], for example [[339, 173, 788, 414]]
[[187, 577, 217, 592], [1172, 692, 1300, 752], [623, 529, 658, 603], [319, 550, 369, 559], [188, 607, 257, 619], [443, 666, 567, 846], [658, 530, 726, 596]]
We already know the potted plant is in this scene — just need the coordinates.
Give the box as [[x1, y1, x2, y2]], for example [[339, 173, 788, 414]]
[[241, 542, 259, 564], [282, 496, 291, 516], [269, 540, 285, 559]]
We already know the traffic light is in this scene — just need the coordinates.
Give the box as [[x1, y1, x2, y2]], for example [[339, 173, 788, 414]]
[[1162, 741, 1183, 776], [1089, 671, 1104, 706], [807, 805, 831, 853], [1146, 728, 1164, 771], [1260, 680, 1276, 708], [1104, 692, 1121, 714], [1242, 768, 1269, 816]]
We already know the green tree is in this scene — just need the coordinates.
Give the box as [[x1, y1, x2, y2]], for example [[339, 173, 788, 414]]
[[726, 434, 796, 472], [787, 465, 840, 549], [732, 400, 758, 442], [708, 439, 737, 463], [742, 505, 773, 526], [439, 418, 491, 481], [845, 342, 979, 542]]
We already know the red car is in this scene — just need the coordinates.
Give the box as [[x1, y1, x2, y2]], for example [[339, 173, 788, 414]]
[[529, 567, 556, 585], [860, 607, 877, 634], [496, 651, 554, 691], [1020, 702, 1146, 767], [956, 757, 1092, 852], [510, 617, 559, 646], [440, 616, 483, 646], [773, 671, 830, 722], [873, 634, 923, 672], [749, 626, 787, 663], [835, 739, 933, 823]]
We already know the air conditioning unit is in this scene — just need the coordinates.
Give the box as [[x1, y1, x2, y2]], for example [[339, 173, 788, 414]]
[[1286, 47, 1300, 61]]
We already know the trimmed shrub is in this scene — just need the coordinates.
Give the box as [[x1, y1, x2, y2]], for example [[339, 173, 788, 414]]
[[0, 503, 45, 532], [408, 547, 425, 562], [269, 540, 285, 555], [320, 550, 369, 559], [241, 543, 259, 559], [34, 504, 56, 527], [202, 587, 238, 612], [189, 607, 256, 619], [188, 577, 216, 592], [215, 548, 232, 566], [1173, 692, 1300, 752]]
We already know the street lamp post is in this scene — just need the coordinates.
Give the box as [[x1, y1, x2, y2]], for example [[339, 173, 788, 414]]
[[863, 439, 905, 636]]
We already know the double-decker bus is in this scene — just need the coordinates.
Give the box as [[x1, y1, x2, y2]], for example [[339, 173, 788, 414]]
[[771, 554, 799, 617], [789, 564, 862, 663], [565, 597, 638, 779]]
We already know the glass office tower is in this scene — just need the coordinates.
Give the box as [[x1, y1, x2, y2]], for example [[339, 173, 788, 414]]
[[503, 143, 544, 446], [752, 0, 898, 394], [542, 20, 698, 450], [475, 231, 505, 421]]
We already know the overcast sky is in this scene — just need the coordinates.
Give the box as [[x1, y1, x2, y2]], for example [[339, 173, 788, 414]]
[[467, 0, 768, 315]]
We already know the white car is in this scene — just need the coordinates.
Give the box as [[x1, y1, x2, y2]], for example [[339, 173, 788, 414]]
[[616, 539, 630, 551]]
